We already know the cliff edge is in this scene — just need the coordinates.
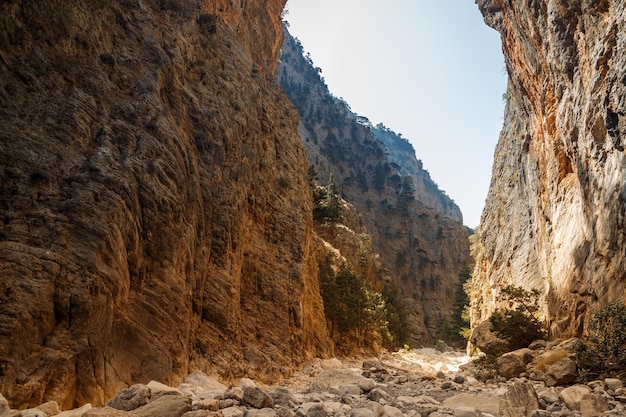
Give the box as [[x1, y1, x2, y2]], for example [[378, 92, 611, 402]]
[[0, 0, 331, 408], [470, 0, 626, 337]]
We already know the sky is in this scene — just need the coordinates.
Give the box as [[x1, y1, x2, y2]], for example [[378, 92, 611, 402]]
[[283, 1, 508, 228]]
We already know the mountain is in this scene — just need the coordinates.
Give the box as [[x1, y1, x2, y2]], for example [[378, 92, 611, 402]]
[[278, 27, 471, 347], [0, 0, 332, 408], [469, 1, 626, 337]]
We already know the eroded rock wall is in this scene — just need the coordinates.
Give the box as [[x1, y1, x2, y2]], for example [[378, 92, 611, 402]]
[[0, 0, 331, 408], [471, 0, 626, 336]]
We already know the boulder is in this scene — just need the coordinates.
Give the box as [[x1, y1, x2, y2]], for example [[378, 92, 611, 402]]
[[192, 399, 219, 412], [56, 404, 93, 417], [245, 409, 278, 417], [182, 412, 222, 417], [559, 385, 592, 411], [605, 378, 624, 391], [357, 378, 376, 393], [453, 406, 480, 417], [305, 404, 326, 417], [580, 393, 610, 417], [337, 384, 361, 397], [545, 357, 577, 386], [242, 386, 274, 409], [382, 406, 403, 417], [443, 393, 499, 416], [221, 407, 245, 417], [470, 320, 508, 356], [147, 381, 182, 400], [131, 395, 191, 417], [107, 384, 151, 411], [497, 354, 526, 380], [321, 359, 343, 370], [184, 373, 227, 392], [499, 380, 539, 417], [269, 388, 299, 407], [21, 409, 47, 417], [84, 406, 132, 417], [349, 409, 376, 417], [36, 401, 61, 416], [367, 388, 393, 403]]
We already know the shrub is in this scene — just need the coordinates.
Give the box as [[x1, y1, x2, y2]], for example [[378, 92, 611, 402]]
[[488, 285, 546, 351], [574, 301, 626, 382]]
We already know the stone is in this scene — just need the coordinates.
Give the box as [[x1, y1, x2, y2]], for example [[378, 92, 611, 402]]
[[605, 378, 624, 391], [559, 385, 592, 411], [224, 387, 245, 402], [84, 406, 132, 417], [56, 404, 93, 417], [497, 354, 526, 380], [337, 385, 361, 397], [499, 380, 539, 417], [131, 395, 191, 417], [147, 381, 182, 400], [357, 378, 376, 393], [469, 321, 508, 356], [545, 358, 577, 386], [443, 394, 499, 416], [245, 409, 278, 417], [321, 359, 343, 370], [453, 406, 480, 417], [362, 359, 383, 370], [305, 404, 326, 417], [269, 388, 299, 408], [367, 388, 393, 403], [530, 411, 551, 417], [182, 412, 222, 417], [21, 409, 47, 417], [221, 407, 245, 417], [382, 406, 403, 417], [37, 401, 61, 416], [242, 386, 273, 409], [193, 399, 220, 412], [580, 393, 610, 417], [349, 409, 376, 417], [537, 388, 560, 405], [185, 373, 227, 392], [528, 340, 547, 350], [107, 384, 151, 411], [362, 402, 385, 417]]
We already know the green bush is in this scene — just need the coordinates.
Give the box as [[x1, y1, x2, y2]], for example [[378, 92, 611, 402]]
[[575, 301, 626, 382], [488, 285, 546, 351]]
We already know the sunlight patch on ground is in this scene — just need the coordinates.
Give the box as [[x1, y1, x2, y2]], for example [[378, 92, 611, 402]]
[[391, 348, 470, 373]]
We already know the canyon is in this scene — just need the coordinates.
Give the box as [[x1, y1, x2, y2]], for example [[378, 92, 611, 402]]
[[0, 0, 468, 410]]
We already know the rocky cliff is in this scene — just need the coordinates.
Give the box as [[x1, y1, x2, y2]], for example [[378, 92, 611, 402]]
[[0, 0, 333, 408], [470, 0, 626, 337], [278, 29, 471, 346]]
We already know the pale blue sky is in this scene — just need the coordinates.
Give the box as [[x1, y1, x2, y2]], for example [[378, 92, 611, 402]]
[[284, 1, 507, 228]]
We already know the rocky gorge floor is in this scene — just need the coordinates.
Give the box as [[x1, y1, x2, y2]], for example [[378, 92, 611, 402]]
[[1, 348, 625, 417]]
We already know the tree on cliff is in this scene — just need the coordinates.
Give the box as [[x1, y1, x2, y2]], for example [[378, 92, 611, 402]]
[[313, 173, 343, 223]]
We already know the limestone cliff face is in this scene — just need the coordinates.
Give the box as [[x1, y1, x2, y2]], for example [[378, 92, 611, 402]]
[[471, 0, 626, 337], [0, 0, 332, 408], [278, 29, 471, 345]]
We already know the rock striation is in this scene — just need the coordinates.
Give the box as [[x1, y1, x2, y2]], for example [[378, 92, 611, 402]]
[[0, 0, 332, 408], [470, 0, 626, 336]]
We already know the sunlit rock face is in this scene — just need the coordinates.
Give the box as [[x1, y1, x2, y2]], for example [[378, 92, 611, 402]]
[[0, 0, 332, 408], [471, 0, 626, 337]]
